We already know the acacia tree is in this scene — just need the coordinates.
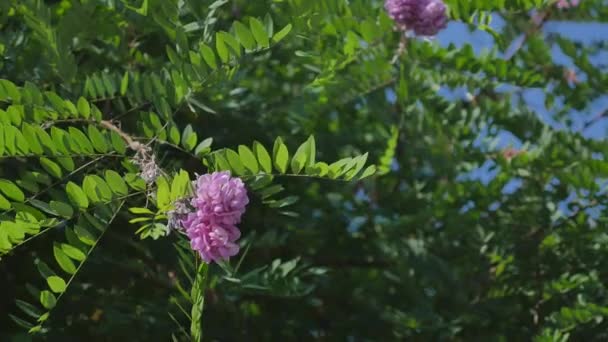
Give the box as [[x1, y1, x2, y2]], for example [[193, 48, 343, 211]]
[[1, 0, 607, 340]]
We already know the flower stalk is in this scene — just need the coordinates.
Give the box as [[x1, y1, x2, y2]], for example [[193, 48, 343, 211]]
[[190, 261, 209, 342]]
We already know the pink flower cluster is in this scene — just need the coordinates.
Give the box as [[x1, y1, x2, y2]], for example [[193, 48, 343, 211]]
[[384, 0, 448, 36], [180, 172, 249, 263], [556, 0, 580, 9]]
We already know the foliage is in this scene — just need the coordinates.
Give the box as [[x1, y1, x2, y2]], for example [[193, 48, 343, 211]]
[[1, 0, 607, 340]]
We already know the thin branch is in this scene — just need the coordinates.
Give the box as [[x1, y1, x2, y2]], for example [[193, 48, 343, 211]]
[[1, 156, 107, 217], [582, 109, 607, 132], [0, 153, 126, 160], [240, 173, 350, 182], [4, 191, 146, 254], [504, 8, 553, 61], [45, 200, 126, 328], [100, 120, 140, 150]]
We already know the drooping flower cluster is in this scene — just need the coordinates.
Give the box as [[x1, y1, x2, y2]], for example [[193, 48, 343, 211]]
[[180, 172, 249, 263], [384, 0, 448, 36]]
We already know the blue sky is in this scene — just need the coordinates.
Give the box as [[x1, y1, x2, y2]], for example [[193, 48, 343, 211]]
[[436, 14, 608, 142], [415, 12, 606, 219]]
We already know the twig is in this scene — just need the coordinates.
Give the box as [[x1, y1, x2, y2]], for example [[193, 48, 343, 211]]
[[582, 110, 607, 132], [504, 8, 553, 61]]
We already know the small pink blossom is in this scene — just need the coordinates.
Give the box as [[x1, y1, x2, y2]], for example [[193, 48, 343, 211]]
[[564, 69, 578, 84], [502, 148, 522, 160], [556, 0, 580, 9]]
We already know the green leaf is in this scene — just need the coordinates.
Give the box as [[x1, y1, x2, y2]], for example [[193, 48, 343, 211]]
[[49, 201, 74, 218], [54, 244, 77, 274], [129, 207, 154, 215], [194, 137, 213, 156], [156, 176, 171, 209], [171, 70, 187, 103], [10, 314, 34, 329], [272, 24, 292, 43], [82, 176, 100, 203], [87, 125, 108, 153], [68, 127, 94, 154], [0, 123, 5, 156], [273, 137, 289, 174], [249, 174, 274, 190], [37, 312, 50, 323], [74, 224, 96, 245], [39, 290, 57, 309], [14, 127, 30, 155], [345, 153, 369, 180], [181, 124, 197, 151], [105, 170, 128, 196], [226, 149, 246, 175], [0, 193, 10, 210], [168, 125, 181, 145], [49, 127, 69, 154], [60, 243, 86, 261], [238, 145, 259, 174], [268, 195, 298, 208], [125, 173, 146, 191], [309, 162, 329, 177], [36, 260, 56, 279], [89, 175, 113, 202], [291, 139, 310, 175], [30, 199, 58, 216], [264, 13, 274, 37], [0, 179, 25, 202], [234, 21, 256, 50], [213, 153, 231, 171], [328, 158, 353, 178], [15, 300, 42, 319], [250, 18, 270, 48], [47, 276, 67, 293], [65, 227, 87, 252], [56, 156, 75, 173], [66, 181, 89, 209], [77, 97, 91, 118], [40, 158, 63, 178], [220, 31, 242, 57], [3, 124, 16, 155], [12, 203, 44, 221], [199, 43, 218, 69], [215, 33, 229, 63], [253, 141, 272, 173], [170, 170, 190, 201], [259, 184, 283, 198], [120, 71, 129, 96], [7, 106, 22, 125], [305, 135, 316, 167], [22, 124, 44, 155], [0, 79, 21, 102], [110, 131, 126, 154]]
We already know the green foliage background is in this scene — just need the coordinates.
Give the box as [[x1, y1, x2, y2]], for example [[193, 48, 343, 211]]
[[0, 0, 607, 340]]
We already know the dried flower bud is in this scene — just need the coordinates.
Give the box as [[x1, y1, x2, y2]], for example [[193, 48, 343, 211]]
[[131, 146, 161, 184]]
